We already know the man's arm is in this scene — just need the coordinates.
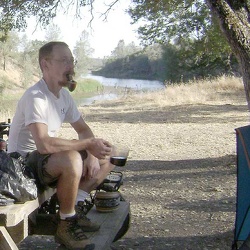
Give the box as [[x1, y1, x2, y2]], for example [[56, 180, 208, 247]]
[[70, 117, 113, 178], [71, 116, 112, 159], [71, 116, 95, 141], [28, 117, 111, 159]]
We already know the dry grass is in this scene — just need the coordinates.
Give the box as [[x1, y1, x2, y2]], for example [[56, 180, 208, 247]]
[[122, 75, 245, 108]]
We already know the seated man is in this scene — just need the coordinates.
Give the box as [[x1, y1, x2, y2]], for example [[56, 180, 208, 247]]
[[8, 41, 115, 249]]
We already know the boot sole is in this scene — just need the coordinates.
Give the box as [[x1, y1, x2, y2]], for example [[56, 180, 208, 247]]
[[55, 235, 95, 250]]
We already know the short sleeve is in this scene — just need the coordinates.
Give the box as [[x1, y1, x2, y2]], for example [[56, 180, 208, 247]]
[[24, 92, 49, 126]]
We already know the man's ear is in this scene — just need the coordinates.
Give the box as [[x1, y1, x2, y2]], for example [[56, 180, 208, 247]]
[[40, 58, 49, 71]]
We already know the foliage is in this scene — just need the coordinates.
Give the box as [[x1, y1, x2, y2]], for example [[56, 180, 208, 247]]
[[0, 75, 8, 94], [0, 0, 101, 36], [93, 39, 239, 82], [129, 1, 214, 44], [18, 38, 45, 70], [95, 54, 153, 79], [16, 38, 45, 86], [127, 0, 236, 79], [73, 30, 94, 77], [44, 23, 63, 41], [20, 54, 33, 87], [93, 39, 157, 79], [161, 39, 239, 82], [110, 40, 141, 59], [0, 28, 95, 90], [0, 31, 20, 70], [0, 0, 58, 33]]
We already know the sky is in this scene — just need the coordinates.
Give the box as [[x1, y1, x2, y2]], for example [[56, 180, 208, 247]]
[[23, 1, 140, 58]]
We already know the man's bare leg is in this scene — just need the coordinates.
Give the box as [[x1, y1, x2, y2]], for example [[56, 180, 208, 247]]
[[47, 151, 94, 249], [45, 150, 83, 214], [79, 159, 115, 193]]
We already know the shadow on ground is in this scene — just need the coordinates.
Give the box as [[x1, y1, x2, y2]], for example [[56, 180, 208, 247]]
[[112, 230, 235, 250], [82, 103, 248, 125]]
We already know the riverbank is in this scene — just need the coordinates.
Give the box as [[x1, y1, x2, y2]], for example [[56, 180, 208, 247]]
[[0, 74, 164, 121]]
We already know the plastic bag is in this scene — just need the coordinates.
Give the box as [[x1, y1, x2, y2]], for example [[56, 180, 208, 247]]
[[0, 193, 14, 206], [0, 151, 37, 203]]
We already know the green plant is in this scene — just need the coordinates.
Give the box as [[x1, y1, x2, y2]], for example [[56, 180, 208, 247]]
[[71, 78, 102, 97]]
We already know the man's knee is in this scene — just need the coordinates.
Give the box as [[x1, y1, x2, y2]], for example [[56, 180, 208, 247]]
[[95, 159, 115, 182], [101, 158, 115, 173], [48, 150, 83, 176]]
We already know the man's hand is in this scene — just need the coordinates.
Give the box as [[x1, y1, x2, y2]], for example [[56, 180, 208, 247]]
[[86, 138, 112, 159], [83, 154, 101, 179]]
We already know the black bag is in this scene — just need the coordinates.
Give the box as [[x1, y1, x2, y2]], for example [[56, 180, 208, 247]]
[[0, 151, 37, 203]]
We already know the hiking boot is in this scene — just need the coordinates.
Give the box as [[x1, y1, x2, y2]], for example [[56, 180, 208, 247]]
[[55, 216, 95, 250], [75, 201, 100, 232]]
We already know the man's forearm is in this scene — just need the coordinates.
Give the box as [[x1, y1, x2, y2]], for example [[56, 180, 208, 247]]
[[38, 136, 91, 154]]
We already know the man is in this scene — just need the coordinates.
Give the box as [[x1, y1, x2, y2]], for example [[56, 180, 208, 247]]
[[8, 41, 115, 249]]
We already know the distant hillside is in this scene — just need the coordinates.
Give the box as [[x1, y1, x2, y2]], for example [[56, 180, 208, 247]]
[[0, 58, 39, 96]]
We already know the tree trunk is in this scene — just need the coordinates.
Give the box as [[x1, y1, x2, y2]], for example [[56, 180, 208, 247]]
[[3, 55, 6, 71], [206, 0, 250, 112]]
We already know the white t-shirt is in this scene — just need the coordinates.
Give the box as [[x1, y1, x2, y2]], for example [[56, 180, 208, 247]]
[[8, 79, 81, 156]]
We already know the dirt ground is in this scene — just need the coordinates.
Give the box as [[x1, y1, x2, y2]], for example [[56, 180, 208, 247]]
[[19, 88, 250, 250]]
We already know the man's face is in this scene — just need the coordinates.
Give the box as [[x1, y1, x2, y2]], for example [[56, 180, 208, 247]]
[[47, 45, 75, 87]]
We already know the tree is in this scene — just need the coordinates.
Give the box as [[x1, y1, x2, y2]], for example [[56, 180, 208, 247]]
[[205, 1, 250, 110], [20, 54, 33, 87], [0, 31, 19, 70], [111, 40, 126, 59], [73, 30, 94, 77], [45, 23, 63, 41], [110, 40, 141, 59], [18, 36, 44, 85], [0, 0, 63, 32]]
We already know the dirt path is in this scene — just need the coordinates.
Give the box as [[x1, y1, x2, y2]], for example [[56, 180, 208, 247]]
[[20, 88, 250, 249]]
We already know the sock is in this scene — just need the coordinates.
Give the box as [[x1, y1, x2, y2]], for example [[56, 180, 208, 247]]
[[59, 211, 76, 220], [75, 189, 89, 205]]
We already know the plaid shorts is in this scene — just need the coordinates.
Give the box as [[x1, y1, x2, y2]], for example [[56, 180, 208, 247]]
[[25, 150, 87, 191], [25, 150, 58, 190]]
